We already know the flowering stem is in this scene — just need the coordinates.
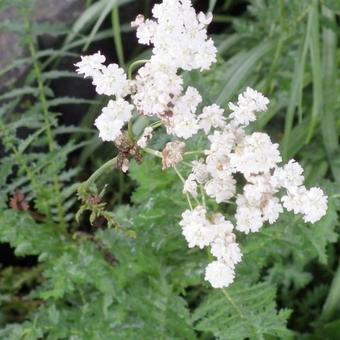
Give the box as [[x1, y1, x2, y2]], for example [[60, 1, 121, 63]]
[[85, 157, 117, 188], [181, 161, 193, 167], [184, 151, 205, 156], [22, 0, 66, 229], [173, 165, 186, 183], [221, 289, 245, 319], [111, 6, 125, 68], [174, 166, 200, 208], [200, 185, 207, 208], [128, 59, 149, 79], [128, 119, 135, 143], [150, 121, 163, 129], [144, 147, 162, 158]]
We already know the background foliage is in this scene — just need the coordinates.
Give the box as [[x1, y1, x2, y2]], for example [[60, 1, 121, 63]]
[[0, 0, 339, 339]]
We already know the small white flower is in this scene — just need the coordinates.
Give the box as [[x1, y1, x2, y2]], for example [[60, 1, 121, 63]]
[[229, 87, 269, 127], [191, 160, 210, 184], [207, 130, 235, 156], [137, 127, 153, 149], [262, 197, 283, 224], [177, 87, 202, 114], [271, 160, 304, 191], [211, 213, 234, 237], [198, 12, 213, 25], [205, 261, 235, 288], [94, 98, 133, 142], [131, 14, 145, 28], [132, 61, 183, 116], [75, 51, 105, 78], [235, 205, 264, 234], [211, 241, 242, 268], [171, 112, 200, 139], [230, 132, 282, 175], [199, 104, 226, 134], [183, 174, 198, 197], [136, 0, 217, 71], [179, 206, 216, 249], [92, 63, 130, 97], [121, 158, 130, 173], [204, 176, 236, 203], [301, 187, 328, 223], [162, 141, 185, 169], [205, 154, 232, 180], [136, 19, 157, 45]]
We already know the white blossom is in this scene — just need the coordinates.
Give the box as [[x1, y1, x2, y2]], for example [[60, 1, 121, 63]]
[[262, 197, 283, 224], [191, 160, 209, 184], [230, 132, 281, 175], [271, 160, 304, 191], [207, 130, 235, 156], [205, 261, 235, 288], [137, 127, 153, 149], [162, 141, 185, 169], [281, 186, 308, 214], [301, 187, 327, 223], [206, 154, 232, 179], [131, 14, 145, 28], [204, 176, 236, 203], [132, 61, 183, 116], [75, 51, 105, 78], [199, 104, 226, 134], [235, 205, 264, 234], [211, 241, 242, 268], [170, 113, 200, 139], [179, 206, 216, 249], [183, 174, 198, 197], [136, 0, 217, 71], [197, 12, 213, 25], [229, 87, 269, 127], [92, 63, 130, 97], [136, 19, 157, 45], [211, 213, 234, 237], [94, 99, 133, 142]]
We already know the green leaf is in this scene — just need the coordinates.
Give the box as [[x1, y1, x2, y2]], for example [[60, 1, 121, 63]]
[[193, 282, 292, 340]]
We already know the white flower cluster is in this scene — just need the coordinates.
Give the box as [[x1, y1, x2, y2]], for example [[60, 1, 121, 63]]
[[180, 87, 327, 288], [75, 52, 133, 141], [75, 0, 328, 290], [179, 207, 241, 288], [75, 0, 218, 143], [135, 0, 216, 71]]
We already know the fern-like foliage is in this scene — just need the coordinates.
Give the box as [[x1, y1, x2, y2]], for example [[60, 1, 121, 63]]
[[193, 282, 292, 340]]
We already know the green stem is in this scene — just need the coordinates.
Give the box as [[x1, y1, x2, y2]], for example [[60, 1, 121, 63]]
[[184, 151, 205, 156], [200, 185, 206, 208], [111, 6, 125, 68], [128, 59, 149, 79], [221, 289, 245, 319], [144, 147, 162, 158], [21, 0, 66, 229], [85, 157, 118, 188], [150, 121, 163, 129], [173, 166, 199, 208], [128, 119, 135, 143]]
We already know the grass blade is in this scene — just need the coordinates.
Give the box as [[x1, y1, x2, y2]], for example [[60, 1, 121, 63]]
[[320, 5, 340, 181], [306, 0, 322, 144], [215, 41, 274, 106]]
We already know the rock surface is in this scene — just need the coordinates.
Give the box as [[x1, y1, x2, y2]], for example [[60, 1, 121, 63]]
[[0, 0, 84, 92]]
